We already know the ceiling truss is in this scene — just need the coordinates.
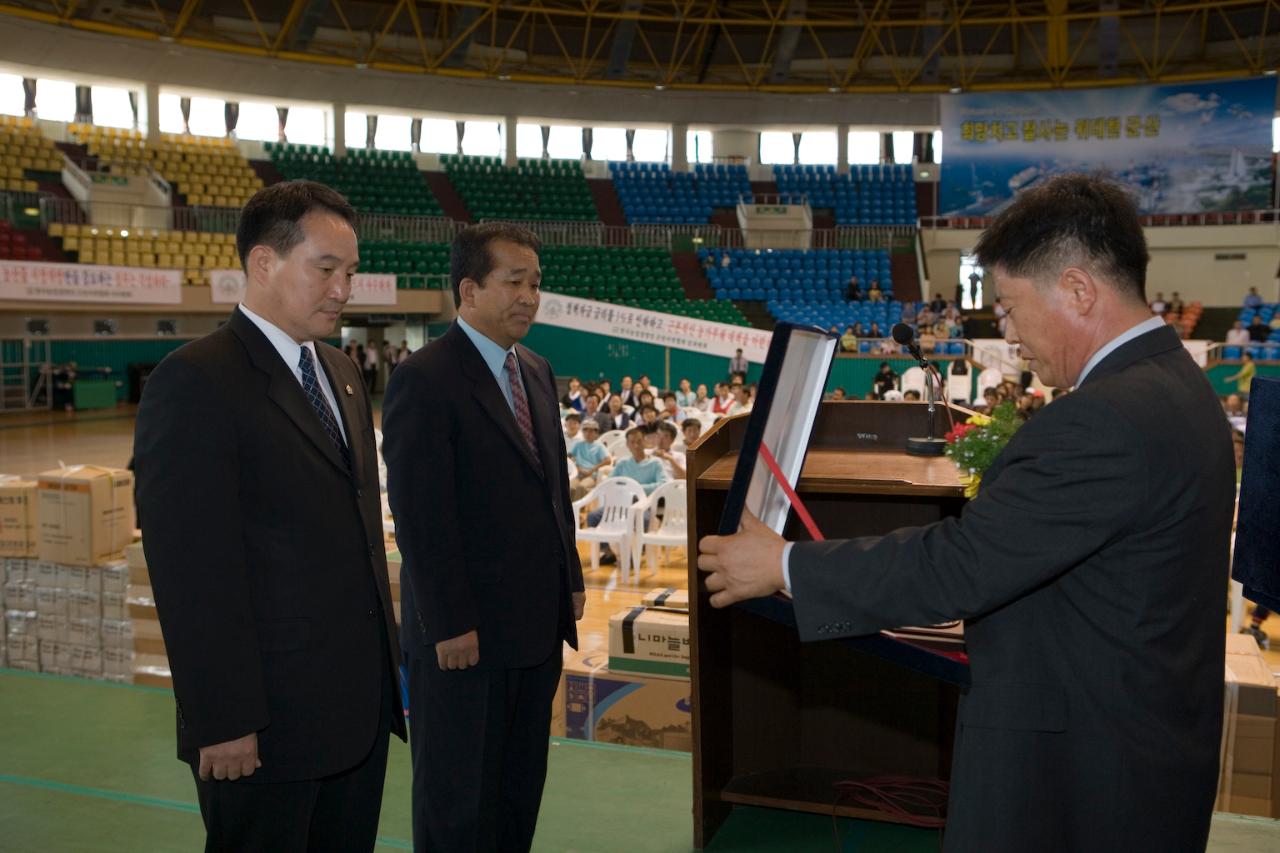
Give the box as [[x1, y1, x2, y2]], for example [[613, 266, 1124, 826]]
[[0, 0, 1278, 93]]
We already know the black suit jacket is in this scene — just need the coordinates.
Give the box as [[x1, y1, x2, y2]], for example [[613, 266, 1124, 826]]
[[789, 325, 1234, 852], [134, 308, 406, 784], [382, 322, 584, 669]]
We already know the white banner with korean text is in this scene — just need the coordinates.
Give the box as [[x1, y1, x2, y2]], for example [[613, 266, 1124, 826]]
[[0, 261, 182, 304], [207, 270, 398, 306], [537, 292, 771, 363]]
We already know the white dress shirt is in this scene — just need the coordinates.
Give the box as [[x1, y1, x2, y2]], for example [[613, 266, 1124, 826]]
[[237, 303, 348, 444]]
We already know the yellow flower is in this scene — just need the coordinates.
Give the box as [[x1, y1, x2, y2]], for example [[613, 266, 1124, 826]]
[[961, 473, 982, 498], [967, 414, 992, 427]]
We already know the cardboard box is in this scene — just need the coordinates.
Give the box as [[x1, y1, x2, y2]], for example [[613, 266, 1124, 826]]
[[6, 633, 38, 664], [3, 580, 35, 611], [35, 587, 67, 618], [33, 561, 58, 587], [641, 587, 689, 612], [66, 617, 100, 647], [1216, 634, 1280, 818], [0, 477, 38, 557], [36, 614, 66, 643], [5, 609, 37, 637], [36, 466, 134, 566], [559, 649, 692, 752], [607, 606, 690, 679], [58, 563, 103, 594], [4, 557, 30, 583], [100, 618, 133, 650], [66, 589, 101, 620], [100, 560, 128, 594], [69, 644, 102, 677], [102, 647, 133, 678], [101, 590, 128, 621]]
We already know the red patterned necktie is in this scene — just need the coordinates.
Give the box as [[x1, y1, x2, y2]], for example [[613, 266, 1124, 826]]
[[504, 351, 543, 475]]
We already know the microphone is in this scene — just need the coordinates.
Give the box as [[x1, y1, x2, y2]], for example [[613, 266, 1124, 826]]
[[891, 322, 925, 364]]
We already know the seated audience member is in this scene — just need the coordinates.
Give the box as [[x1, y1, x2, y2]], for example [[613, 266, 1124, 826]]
[[1226, 321, 1251, 346], [1270, 313, 1280, 331], [694, 384, 712, 412], [830, 387, 847, 400], [748, 384, 758, 405], [867, 322, 883, 338], [840, 326, 858, 352], [618, 375, 639, 408], [682, 418, 703, 447], [1248, 316, 1271, 342], [637, 390, 656, 414], [899, 302, 917, 325], [597, 379, 612, 399], [660, 393, 686, 424], [867, 281, 884, 302], [587, 428, 669, 565], [651, 422, 687, 480], [727, 383, 752, 416], [675, 378, 697, 408], [711, 382, 734, 415], [851, 321, 866, 337], [1224, 394, 1246, 417], [637, 405, 661, 441], [929, 292, 947, 314], [561, 376, 586, 412], [563, 412, 584, 453], [569, 421, 611, 500], [981, 387, 1000, 412], [903, 389, 921, 401], [1169, 292, 1185, 315], [1244, 287, 1263, 310], [604, 393, 632, 430], [1149, 291, 1167, 315], [882, 389, 904, 401], [582, 393, 610, 433], [845, 275, 862, 301]]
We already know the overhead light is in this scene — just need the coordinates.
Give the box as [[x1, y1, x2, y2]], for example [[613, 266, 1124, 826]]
[[119, 229, 129, 237], [1266, 69, 1278, 76], [949, 86, 963, 94], [655, 84, 666, 91], [355, 62, 368, 70], [497, 74, 512, 81], [827, 86, 840, 93]]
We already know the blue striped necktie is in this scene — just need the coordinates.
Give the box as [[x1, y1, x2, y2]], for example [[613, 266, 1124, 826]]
[[298, 345, 351, 471]]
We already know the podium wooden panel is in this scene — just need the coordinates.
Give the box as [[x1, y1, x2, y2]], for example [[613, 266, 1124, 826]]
[[687, 401, 969, 848]]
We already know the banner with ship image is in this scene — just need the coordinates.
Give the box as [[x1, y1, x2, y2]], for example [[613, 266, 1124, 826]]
[[939, 76, 1277, 216]]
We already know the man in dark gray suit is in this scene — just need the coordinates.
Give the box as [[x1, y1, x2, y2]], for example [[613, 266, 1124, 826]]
[[698, 175, 1234, 852]]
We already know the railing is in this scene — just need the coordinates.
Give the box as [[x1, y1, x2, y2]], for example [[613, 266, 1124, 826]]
[[921, 210, 1280, 230], [1, 190, 45, 224], [358, 214, 459, 244], [478, 219, 603, 246], [743, 193, 809, 207]]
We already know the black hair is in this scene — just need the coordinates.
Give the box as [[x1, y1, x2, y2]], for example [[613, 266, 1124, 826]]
[[973, 174, 1149, 303], [683, 418, 702, 431], [564, 412, 581, 423], [657, 421, 678, 438], [450, 222, 543, 308], [236, 180, 356, 271]]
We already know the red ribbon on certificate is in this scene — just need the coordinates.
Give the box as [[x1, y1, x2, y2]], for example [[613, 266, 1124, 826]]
[[757, 441, 825, 542]]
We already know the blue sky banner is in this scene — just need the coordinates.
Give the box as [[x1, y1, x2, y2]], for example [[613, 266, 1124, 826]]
[[939, 76, 1277, 216]]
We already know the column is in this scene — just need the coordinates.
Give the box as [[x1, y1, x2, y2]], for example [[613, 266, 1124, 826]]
[[503, 114, 518, 167], [333, 103, 346, 157], [671, 122, 689, 171], [837, 123, 850, 174], [145, 82, 161, 140]]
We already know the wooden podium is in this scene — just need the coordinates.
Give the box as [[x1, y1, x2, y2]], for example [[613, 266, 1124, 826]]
[[687, 400, 970, 848]]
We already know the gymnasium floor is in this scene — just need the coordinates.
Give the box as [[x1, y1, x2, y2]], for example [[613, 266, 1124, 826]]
[[3, 405, 1279, 850]]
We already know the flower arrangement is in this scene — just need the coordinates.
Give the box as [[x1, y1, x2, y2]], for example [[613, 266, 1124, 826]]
[[945, 402, 1022, 496]]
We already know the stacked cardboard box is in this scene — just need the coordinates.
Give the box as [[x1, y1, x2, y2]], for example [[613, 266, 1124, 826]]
[[1215, 634, 1280, 818], [2, 467, 135, 682], [607, 606, 690, 679], [554, 649, 693, 753]]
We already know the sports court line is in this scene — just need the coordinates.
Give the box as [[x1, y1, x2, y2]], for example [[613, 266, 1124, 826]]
[[0, 774, 413, 850]]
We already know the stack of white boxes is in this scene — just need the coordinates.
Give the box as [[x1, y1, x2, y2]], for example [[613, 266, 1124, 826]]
[[2, 466, 136, 683]]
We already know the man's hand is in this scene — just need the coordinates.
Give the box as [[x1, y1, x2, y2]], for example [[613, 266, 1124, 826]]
[[572, 591, 586, 621], [198, 732, 260, 782], [698, 509, 788, 608], [436, 630, 480, 670]]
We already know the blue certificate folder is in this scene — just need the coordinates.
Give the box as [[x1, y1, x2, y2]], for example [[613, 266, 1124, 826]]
[[715, 322, 971, 687]]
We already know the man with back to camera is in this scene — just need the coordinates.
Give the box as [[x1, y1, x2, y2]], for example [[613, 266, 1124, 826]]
[[134, 181, 405, 852], [697, 175, 1234, 852], [381, 223, 586, 853]]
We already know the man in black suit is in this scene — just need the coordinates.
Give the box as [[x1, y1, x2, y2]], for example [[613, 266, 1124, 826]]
[[382, 222, 586, 853], [698, 175, 1234, 852], [134, 180, 406, 852]]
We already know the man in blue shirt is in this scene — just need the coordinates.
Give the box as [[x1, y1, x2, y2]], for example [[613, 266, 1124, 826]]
[[570, 420, 611, 499], [1244, 286, 1263, 310], [587, 427, 667, 566]]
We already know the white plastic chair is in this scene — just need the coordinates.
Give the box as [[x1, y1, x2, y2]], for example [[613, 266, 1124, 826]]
[[946, 362, 973, 403], [571, 476, 647, 577], [566, 457, 578, 481], [900, 366, 927, 398], [976, 367, 1004, 399], [630, 479, 688, 575], [599, 429, 625, 447], [603, 434, 630, 459]]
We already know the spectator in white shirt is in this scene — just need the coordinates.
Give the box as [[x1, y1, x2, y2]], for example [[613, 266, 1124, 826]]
[[694, 383, 712, 412], [563, 412, 584, 453], [1226, 321, 1251, 346], [727, 384, 752, 416], [682, 418, 702, 447], [659, 392, 686, 424], [651, 422, 687, 480]]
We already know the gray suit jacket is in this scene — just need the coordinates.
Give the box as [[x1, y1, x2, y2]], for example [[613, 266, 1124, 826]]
[[790, 325, 1234, 852]]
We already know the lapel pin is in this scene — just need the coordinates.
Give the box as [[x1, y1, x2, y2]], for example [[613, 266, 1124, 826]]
[[345, 384, 354, 396]]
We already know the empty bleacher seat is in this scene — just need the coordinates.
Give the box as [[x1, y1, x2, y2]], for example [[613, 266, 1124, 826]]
[[611, 162, 751, 225], [772, 163, 917, 226], [442, 155, 593, 221], [271, 143, 443, 217]]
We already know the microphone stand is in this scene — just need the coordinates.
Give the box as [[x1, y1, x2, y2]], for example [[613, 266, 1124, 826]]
[[904, 342, 949, 457]]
